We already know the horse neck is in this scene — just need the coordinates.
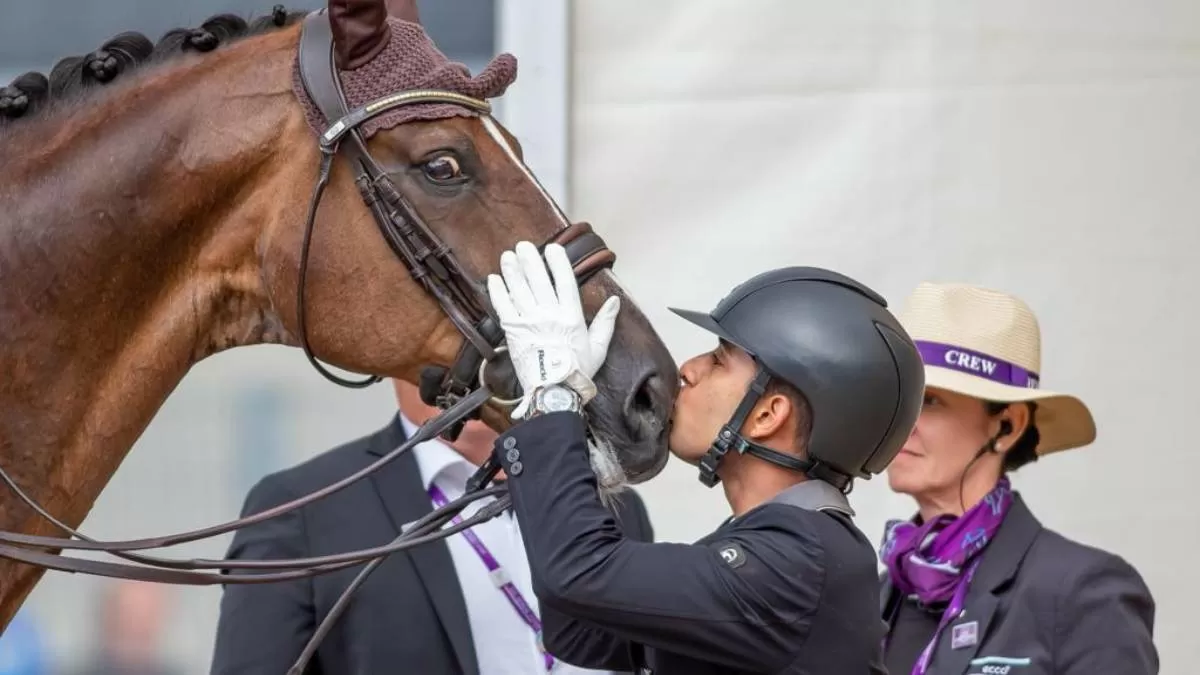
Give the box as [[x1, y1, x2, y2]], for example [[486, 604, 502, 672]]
[[0, 29, 306, 620]]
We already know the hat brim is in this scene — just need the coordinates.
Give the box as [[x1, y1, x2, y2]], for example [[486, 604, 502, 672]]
[[668, 307, 757, 356], [923, 365, 1096, 455]]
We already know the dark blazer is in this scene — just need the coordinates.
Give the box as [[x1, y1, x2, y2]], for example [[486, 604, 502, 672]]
[[880, 493, 1158, 675], [209, 415, 655, 675], [495, 411, 887, 675]]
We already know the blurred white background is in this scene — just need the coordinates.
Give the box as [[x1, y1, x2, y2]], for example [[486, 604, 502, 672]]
[[1, 0, 1196, 673]]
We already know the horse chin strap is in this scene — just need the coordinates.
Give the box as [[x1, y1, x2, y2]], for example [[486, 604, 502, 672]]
[[697, 366, 852, 493]]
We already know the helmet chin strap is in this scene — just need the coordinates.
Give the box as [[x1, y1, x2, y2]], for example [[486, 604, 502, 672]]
[[697, 366, 852, 492]]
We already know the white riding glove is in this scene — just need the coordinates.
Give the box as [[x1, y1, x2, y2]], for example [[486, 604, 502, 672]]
[[486, 240, 620, 419]]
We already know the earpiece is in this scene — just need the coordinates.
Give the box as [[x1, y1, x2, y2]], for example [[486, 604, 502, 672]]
[[984, 417, 1012, 449], [982, 420, 1013, 454]]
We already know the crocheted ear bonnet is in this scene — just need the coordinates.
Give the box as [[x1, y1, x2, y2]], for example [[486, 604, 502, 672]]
[[292, 16, 517, 138]]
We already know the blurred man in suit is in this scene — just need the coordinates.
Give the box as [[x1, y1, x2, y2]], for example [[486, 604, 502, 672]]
[[210, 379, 654, 674]]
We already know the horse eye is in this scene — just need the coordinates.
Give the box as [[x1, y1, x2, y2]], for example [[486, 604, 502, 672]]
[[422, 155, 462, 182]]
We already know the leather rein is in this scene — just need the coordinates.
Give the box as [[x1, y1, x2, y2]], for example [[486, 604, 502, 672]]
[[0, 11, 616, 673]]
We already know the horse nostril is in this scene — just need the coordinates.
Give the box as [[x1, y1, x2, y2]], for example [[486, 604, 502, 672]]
[[624, 370, 671, 438], [632, 376, 655, 413]]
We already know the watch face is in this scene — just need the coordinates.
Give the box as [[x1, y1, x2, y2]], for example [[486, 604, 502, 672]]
[[542, 386, 576, 412]]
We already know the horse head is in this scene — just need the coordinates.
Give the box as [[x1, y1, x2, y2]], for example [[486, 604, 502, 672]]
[[259, 0, 676, 487]]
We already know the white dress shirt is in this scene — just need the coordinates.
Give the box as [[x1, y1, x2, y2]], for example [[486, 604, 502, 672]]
[[402, 415, 616, 675]]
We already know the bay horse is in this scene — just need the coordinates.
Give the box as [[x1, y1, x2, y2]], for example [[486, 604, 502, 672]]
[[0, 0, 678, 633]]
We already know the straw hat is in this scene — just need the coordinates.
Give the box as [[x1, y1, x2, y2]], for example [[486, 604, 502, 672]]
[[897, 282, 1096, 455]]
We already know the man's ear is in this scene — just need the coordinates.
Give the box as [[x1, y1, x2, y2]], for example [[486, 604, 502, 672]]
[[743, 392, 793, 443]]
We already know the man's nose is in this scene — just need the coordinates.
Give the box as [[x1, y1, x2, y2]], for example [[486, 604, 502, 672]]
[[678, 357, 703, 386]]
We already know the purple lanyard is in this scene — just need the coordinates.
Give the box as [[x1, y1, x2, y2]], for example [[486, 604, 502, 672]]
[[428, 483, 554, 671], [907, 559, 980, 675]]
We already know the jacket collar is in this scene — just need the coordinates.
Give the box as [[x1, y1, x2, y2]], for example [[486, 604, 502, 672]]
[[966, 491, 1042, 594], [767, 479, 855, 517], [880, 491, 1043, 612]]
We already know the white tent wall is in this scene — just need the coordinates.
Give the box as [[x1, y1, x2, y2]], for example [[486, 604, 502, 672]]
[[567, 1, 1199, 671]]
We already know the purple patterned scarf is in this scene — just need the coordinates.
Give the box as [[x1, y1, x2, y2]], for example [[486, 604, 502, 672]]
[[880, 476, 1014, 607]]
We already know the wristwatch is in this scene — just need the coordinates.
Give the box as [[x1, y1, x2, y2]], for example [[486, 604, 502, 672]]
[[525, 383, 583, 419]]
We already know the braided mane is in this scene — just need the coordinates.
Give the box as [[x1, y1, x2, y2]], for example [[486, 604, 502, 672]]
[[0, 5, 309, 135]]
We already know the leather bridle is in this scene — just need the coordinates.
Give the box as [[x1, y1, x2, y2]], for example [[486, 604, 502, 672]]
[[0, 10, 617, 674], [293, 10, 614, 420]]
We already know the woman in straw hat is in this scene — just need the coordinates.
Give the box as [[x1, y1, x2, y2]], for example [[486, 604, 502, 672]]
[[878, 282, 1158, 675]]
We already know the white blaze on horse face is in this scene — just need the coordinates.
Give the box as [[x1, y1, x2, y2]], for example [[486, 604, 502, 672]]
[[480, 115, 570, 231]]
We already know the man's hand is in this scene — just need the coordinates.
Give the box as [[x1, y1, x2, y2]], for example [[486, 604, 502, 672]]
[[486, 241, 620, 418]]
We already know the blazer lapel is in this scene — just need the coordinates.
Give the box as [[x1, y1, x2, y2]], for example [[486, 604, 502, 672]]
[[926, 493, 1042, 674], [367, 417, 480, 675]]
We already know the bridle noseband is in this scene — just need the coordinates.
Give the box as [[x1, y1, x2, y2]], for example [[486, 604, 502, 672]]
[[0, 10, 619, 675]]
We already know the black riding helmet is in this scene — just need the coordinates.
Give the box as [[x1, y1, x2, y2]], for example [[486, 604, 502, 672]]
[[669, 266, 925, 492]]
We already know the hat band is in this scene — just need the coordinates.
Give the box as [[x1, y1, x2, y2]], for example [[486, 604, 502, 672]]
[[915, 340, 1040, 389]]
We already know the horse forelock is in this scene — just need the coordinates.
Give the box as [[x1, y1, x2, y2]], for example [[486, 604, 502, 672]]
[[291, 17, 519, 139]]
